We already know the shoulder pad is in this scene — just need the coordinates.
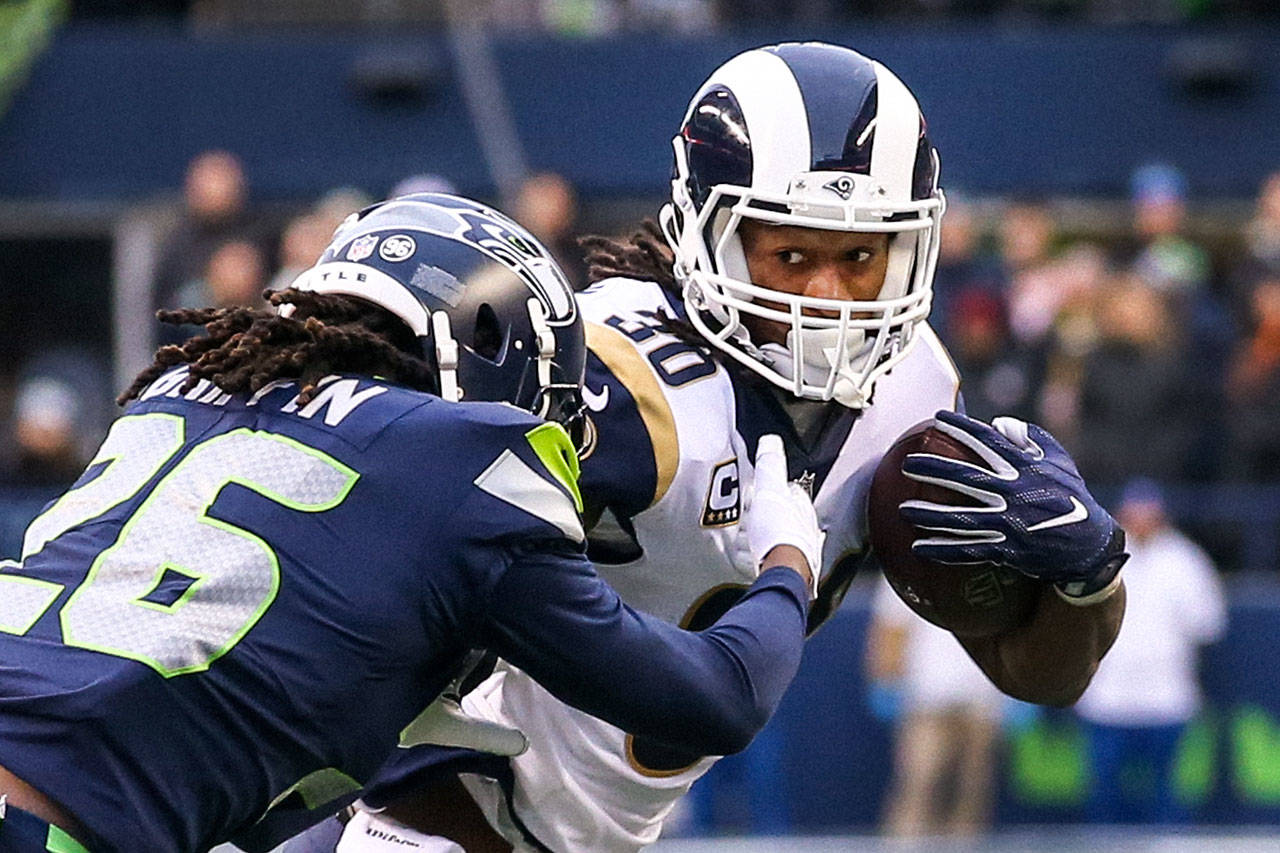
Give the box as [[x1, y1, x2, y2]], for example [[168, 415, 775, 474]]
[[578, 328, 673, 517], [906, 323, 961, 407], [455, 411, 585, 544], [577, 277, 674, 324]]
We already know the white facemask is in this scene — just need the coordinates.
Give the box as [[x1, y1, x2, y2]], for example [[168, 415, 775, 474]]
[[760, 326, 877, 408]]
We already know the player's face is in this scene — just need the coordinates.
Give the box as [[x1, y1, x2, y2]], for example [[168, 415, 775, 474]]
[[738, 220, 891, 346]]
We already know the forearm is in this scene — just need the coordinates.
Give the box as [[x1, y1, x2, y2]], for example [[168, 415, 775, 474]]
[[958, 580, 1125, 707], [487, 548, 809, 755]]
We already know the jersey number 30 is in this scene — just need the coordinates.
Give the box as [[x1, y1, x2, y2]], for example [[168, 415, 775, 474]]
[[0, 413, 358, 677]]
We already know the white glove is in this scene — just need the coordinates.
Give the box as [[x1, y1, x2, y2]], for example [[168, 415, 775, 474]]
[[337, 810, 461, 852], [992, 415, 1043, 457], [398, 694, 528, 757], [741, 434, 823, 597]]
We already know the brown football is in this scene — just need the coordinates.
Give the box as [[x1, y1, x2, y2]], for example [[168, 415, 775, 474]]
[[867, 419, 1041, 637]]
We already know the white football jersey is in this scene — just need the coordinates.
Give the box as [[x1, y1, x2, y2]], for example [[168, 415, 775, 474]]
[[458, 277, 960, 851]]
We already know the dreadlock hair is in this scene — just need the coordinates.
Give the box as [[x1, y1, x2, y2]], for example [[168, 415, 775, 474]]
[[579, 220, 782, 395], [580, 219, 678, 293], [118, 288, 436, 407], [579, 219, 709, 351]]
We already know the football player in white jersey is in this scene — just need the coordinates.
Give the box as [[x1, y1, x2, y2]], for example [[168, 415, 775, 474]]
[[322, 42, 1128, 853]]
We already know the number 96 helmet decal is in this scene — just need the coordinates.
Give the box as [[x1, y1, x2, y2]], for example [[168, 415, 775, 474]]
[[661, 42, 945, 408]]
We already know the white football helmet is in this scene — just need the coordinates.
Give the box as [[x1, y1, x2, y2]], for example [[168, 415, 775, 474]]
[[660, 42, 945, 408]]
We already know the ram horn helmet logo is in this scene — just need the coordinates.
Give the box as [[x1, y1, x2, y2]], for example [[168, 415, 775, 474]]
[[822, 175, 856, 200]]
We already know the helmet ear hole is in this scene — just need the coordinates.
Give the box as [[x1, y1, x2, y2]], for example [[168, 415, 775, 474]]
[[471, 303, 504, 362]]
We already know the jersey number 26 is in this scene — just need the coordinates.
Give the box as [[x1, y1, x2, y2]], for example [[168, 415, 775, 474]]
[[0, 413, 357, 677]]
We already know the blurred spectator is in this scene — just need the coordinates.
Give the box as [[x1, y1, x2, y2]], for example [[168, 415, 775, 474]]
[[1127, 162, 1234, 392], [162, 238, 269, 346], [1075, 478, 1226, 824], [4, 378, 88, 487], [866, 576, 1003, 838], [1001, 199, 1066, 346], [930, 194, 1007, 341], [1130, 163, 1209, 296], [267, 188, 374, 294], [1243, 171, 1280, 276], [313, 186, 375, 232], [1224, 274, 1280, 482], [171, 239, 268, 311], [0, 350, 112, 489], [1125, 164, 1234, 480], [267, 213, 335, 293], [947, 288, 1040, 423], [1001, 198, 1055, 275], [513, 171, 587, 289], [1073, 272, 1196, 483], [154, 150, 263, 310], [1022, 243, 1109, 444], [1228, 171, 1280, 323]]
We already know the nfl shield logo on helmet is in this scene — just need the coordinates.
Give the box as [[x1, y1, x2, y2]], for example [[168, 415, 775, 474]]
[[346, 234, 379, 261]]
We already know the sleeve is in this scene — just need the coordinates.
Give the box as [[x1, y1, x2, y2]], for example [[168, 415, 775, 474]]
[[578, 324, 677, 521], [478, 540, 809, 757], [449, 397, 806, 756], [454, 414, 588, 549]]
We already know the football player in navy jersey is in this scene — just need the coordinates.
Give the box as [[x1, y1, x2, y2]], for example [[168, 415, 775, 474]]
[[0, 194, 822, 852], [331, 44, 1127, 853]]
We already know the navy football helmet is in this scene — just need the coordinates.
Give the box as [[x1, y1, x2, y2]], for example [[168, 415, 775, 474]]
[[661, 42, 945, 408], [288, 193, 586, 437]]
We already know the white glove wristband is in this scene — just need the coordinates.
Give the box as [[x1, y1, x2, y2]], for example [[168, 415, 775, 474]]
[[338, 810, 459, 852], [1054, 570, 1123, 606]]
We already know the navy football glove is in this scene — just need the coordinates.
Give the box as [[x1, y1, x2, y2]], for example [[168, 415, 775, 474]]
[[898, 411, 1127, 598]]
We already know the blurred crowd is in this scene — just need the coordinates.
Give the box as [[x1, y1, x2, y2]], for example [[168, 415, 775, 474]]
[[3, 149, 1280, 558], [0, 150, 586, 493], [933, 163, 1280, 489], [79, 0, 1280, 31], [866, 477, 1226, 835]]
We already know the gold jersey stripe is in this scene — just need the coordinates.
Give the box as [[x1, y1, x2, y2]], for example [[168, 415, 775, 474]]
[[585, 321, 679, 507]]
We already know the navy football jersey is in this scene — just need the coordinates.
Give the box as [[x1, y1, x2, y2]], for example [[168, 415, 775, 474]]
[[0, 368, 808, 852]]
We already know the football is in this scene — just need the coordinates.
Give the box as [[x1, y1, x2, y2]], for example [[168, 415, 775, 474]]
[[867, 419, 1041, 637]]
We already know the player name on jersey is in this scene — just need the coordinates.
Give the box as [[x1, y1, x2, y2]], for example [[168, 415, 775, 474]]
[[139, 366, 387, 427]]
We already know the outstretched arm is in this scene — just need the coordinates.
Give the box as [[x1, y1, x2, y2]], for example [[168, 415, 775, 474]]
[[959, 580, 1125, 706], [484, 435, 821, 755], [486, 552, 807, 756]]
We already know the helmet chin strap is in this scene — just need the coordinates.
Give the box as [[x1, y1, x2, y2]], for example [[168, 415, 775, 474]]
[[527, 297, 560, 417], [528, 298, 556, 389], [431, 311, 460, 402]]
